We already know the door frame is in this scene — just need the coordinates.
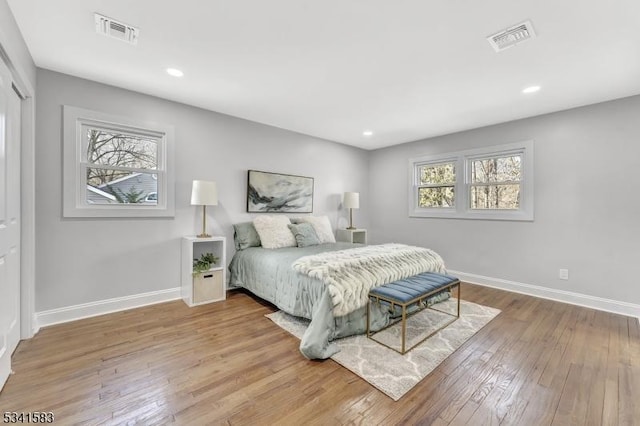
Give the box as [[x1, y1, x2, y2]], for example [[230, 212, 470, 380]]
[[0, 42, 36, 339]]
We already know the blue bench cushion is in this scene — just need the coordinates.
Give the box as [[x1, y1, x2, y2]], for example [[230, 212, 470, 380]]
[[369, 272, 458, 304]]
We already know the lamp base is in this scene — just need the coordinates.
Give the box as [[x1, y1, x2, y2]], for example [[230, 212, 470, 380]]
[[347, 208, 357, 231], [196, 205, 211, 239]]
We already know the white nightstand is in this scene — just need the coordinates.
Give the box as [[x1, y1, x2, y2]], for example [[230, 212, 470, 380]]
[[336, 229, 367, 244], [181, 236, 226, 306]]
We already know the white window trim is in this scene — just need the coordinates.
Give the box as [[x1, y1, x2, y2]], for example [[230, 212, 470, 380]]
[[63, 105, 175, 218], [408, 140, 534, 221]]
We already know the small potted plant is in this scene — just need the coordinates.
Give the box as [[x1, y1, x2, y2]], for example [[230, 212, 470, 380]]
[[193, 252, 219, 276]]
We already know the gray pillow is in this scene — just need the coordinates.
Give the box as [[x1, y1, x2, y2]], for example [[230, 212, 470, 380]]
[[233, 222, 262, 250], [288, 223, 321, 248]]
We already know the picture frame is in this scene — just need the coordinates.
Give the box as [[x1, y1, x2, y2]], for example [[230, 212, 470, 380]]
[[247, 170, 314, 213]]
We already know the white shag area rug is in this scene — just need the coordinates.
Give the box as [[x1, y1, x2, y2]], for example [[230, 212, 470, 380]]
[[266, 298, 501, 401]]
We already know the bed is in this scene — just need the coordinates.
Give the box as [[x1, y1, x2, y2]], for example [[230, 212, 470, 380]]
[[228, 219, 450, 359]]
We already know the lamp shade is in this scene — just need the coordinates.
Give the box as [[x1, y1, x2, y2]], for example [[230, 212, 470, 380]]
[[191, 180, 218, 206], [343, 192, 360, 209]]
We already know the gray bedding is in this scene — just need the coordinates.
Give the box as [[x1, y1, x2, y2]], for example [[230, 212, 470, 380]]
[[228, 242, 449, 359], [229, 243, 390, 359]]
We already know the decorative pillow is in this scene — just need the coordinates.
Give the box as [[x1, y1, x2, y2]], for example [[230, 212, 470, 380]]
[[233, 222, 262, 250], [294, 215, 336, 243], [287, 223, 321, 248], [252, 216, 297, 249]]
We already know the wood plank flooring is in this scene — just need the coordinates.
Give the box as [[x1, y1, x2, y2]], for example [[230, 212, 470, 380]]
[[1, 284, 638, 425]]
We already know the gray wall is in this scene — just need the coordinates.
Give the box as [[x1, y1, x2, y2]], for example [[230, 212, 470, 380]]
[[368, 95, 640, 305], [0, 0, 35, 87], [36, 69, 369, 312], [33, 67, 640, 312]]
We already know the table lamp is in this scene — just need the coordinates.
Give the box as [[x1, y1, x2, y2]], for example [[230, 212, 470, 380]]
[[191, 180, 218, 238], [343, 192, 359, 230]]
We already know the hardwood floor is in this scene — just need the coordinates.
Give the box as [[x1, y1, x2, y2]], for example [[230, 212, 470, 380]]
[[1, 284, 638, 425]]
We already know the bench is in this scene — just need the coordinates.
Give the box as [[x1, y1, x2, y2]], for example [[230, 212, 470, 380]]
[[366, 272, 460, 354]]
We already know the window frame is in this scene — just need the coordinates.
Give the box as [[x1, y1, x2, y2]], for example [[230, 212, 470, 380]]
[[409, 141, 534, 221], [63, 105, 175, 218]]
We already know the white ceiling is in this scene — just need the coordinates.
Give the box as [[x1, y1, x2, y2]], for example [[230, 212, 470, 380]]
[[7, 0, 640, 150]]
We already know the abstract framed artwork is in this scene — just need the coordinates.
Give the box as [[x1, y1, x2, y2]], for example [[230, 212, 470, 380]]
[[247, 170, 314, 213]]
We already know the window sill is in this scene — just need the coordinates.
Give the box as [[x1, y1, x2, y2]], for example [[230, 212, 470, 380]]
[[410, 209, 533, 221]]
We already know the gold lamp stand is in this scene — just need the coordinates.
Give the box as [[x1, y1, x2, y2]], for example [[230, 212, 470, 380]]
[[197, 205, 211, 238]]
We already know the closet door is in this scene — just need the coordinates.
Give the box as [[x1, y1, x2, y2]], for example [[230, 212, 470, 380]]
[[0, 58, 21, 391]]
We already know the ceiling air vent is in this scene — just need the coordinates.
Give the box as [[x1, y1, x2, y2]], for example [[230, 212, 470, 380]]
[[487, 20, 535, 52], [94, 13, 139, 45]]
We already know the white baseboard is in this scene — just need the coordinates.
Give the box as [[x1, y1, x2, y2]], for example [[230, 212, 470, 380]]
[[34, 287, 182, 331], [449, 270, 640, 320], [31, 273, 640, 332]]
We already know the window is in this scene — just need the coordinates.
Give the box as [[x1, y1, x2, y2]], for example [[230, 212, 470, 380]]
[[469, 154, 522, 210], [63, 106, 175, 217], [409, 141, 533, 221], [417, 162, 456, 208]]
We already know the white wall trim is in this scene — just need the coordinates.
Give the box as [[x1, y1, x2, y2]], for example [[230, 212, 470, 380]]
[[34, 287, 181, 331], [450, 270, 640, 321], [0, 37, 37, 339], [20, 95, 36, 338]]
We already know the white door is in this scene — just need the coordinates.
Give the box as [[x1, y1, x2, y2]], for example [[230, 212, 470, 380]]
[[0, 58, 21, 391]]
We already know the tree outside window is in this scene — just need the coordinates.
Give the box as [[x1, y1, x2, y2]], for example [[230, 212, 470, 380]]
[[418, 162, 455, 208], [470, 155, 521, 210], [85, 128, 159, 205]]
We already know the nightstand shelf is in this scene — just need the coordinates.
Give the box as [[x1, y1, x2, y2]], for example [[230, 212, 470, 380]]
[[181, 236, 226, 306], [337, 228, 367, 244]]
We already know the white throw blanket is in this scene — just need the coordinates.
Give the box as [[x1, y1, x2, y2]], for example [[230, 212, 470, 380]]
[[292, 244, 446, 316]]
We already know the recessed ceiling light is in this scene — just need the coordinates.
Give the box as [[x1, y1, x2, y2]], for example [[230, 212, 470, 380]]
[[363, 130, 373, 137], [166, 68, 184, 77], [522, 85, 540, 94]]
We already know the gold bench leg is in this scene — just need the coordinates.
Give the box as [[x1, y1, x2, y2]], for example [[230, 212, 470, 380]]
[[366, 296, 370, 337], [401, 305, 407, 354]]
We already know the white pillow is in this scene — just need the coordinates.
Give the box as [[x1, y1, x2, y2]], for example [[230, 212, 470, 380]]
[[253, 216, 297, 249], [294, 216, 336, 243]]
